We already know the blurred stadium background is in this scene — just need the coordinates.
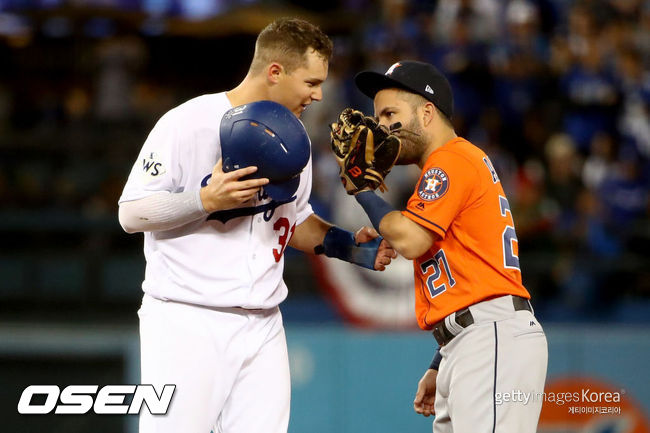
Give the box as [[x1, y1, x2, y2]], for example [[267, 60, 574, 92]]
[[0, 0, 648, 432]]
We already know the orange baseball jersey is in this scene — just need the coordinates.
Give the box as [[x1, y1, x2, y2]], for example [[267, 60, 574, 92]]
[[402, 137, 530, 330]]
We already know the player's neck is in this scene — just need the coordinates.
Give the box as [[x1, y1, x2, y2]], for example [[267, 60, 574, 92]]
[[226, 75, 270, 108], [418, 127, 458, 168]]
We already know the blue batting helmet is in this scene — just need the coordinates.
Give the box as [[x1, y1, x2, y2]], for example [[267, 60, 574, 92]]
[[219, 100, 311, 201]]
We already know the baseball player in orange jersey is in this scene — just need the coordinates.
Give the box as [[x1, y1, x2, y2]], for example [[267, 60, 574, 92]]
[[347, 60, 548, 432]]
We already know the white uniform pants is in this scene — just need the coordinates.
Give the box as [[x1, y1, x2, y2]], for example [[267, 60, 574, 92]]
[[138, 294, 290, 433], [433, 295, 548, 433]]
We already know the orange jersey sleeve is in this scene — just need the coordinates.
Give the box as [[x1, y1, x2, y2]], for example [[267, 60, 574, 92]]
[[402, 138, 531, 329]]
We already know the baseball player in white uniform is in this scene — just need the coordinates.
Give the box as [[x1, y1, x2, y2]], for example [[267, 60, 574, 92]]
[[117, 18, 396, 433]]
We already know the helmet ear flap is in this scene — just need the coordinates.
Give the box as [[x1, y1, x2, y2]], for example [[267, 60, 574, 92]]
[[222, 156, 234, 172]]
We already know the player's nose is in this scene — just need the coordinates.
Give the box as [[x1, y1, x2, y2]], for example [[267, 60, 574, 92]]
[[311, 86, 322, 102]]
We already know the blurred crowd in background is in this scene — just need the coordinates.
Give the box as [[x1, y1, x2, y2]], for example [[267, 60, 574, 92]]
[[0, 0, 648, 323]]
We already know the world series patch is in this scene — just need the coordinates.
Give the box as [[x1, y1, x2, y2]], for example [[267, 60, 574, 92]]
[[417, 167, 449, 201], [141, 152, 166, 177]]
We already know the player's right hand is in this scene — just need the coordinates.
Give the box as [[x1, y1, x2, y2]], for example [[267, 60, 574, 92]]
[[413, 368, 437, 417], [354, 226, 397, 271], [199, 158, 269, 212]]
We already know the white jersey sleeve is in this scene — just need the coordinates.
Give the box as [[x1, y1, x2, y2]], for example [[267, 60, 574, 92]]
[[294, 153, 314, 226], [119, 108, 184, 202]]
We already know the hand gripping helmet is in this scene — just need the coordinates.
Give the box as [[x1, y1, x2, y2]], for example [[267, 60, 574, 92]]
[[219, 100, 311, 201]]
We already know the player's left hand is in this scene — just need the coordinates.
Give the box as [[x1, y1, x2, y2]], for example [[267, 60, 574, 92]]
[[330, 108, 401, 195], [414, 368, 438, 416], [355, 226, 397, 271]]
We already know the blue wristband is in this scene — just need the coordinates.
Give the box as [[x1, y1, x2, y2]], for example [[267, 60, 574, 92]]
[[429, 349, 442, 370], [315, 226, 381, 270], [355, 191, 396, 232]]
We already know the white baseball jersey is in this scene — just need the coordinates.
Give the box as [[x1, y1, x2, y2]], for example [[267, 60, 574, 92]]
[[119, 92, 314, 309]]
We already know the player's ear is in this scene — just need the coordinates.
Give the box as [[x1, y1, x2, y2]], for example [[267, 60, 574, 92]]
[[422, 102, 435, 127], [267, 63, 283, 84]]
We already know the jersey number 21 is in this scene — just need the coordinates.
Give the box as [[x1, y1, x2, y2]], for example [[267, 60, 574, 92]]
[[419, 195, 521, 298]]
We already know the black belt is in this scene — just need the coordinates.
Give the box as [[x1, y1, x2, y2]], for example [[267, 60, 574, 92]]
[[431, 296, 532, 346]]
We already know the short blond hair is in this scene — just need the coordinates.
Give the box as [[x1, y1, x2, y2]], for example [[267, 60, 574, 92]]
[[249, 18, 333, 74]]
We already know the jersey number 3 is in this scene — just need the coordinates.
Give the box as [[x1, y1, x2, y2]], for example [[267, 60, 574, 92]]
[[273, 217, 296, 262]]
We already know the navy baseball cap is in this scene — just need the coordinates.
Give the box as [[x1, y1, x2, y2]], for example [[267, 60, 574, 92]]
[[354, 60, 454, 119]]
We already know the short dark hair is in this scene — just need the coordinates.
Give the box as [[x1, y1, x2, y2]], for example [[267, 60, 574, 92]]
[[250, 18, 333, 74]]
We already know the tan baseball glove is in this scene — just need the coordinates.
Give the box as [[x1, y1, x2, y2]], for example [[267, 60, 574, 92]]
[[330, 108, 401, 195]]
